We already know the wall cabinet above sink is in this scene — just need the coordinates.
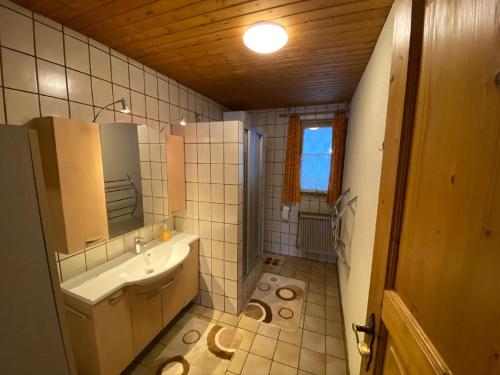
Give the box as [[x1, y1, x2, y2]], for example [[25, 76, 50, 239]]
[[28, 117, 188, 255], [28, 117, 108, 254]]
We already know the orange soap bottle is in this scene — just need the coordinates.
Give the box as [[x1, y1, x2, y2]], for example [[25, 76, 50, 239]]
[[161, 223, 171, 242]]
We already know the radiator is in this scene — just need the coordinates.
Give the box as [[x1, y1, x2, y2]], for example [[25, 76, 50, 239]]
[[297, 213, 335, 255]]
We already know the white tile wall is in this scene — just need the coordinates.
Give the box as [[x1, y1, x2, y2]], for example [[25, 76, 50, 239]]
[[0, 0, 226, 283], [249, 104, 347, 264], [173, 121, 245, 314]]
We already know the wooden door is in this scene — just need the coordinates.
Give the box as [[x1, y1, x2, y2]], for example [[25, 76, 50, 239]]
[[361, 0, 500, 374]]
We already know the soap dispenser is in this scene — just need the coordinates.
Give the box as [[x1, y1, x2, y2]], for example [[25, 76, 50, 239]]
[[160, 223, 171, 242]]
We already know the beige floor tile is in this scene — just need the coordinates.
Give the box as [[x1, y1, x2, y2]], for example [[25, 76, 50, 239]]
[[305, 302, 325, 319], [311, 275, 325, 283], [228, 349, 248, 374], [326, 355, 347, 375], [309, 283, 328, 294], [238, 316, 260, 332], [140, 343, 166, 367], [241, 353, 272, 375], [325, 295, 339, 308], [279, 328, 303, 346], [295, 272, 309, 282], [302, 330, 325, 354], [202, 308, 223, 320], [270, 361, 298, 375], [326, 336, 345, 359], [299, 348, 325, 375], [273, 341, 300, 368], [307, 292, 325, 305], [325, 305, 342, 323], [157, 325, 182, 346], [220, 312, 241, 326], [304, 315, 326, 334], [175, 311, 198, 327], [189, 303, 206, 315], [250, 334, 278, 359], [237, 328, 256, 351], [325, 284, 339, 297], [326, 320, 343, 339], [257, 323, 280, 339], [133, 253, 348, 375], [127, 363, 148, 375]]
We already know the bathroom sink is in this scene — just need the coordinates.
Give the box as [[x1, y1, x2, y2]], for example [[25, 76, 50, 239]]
[[60, 232, 198, 305], [116, 241, 189, 284]]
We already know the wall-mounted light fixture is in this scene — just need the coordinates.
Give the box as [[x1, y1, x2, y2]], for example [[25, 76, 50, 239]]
[[93, 98, 130, 122], [160, 116, 186, 133]]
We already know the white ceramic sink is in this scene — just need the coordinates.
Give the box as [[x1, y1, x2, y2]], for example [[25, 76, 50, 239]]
[[61, 232, 199, 305], [116, 240, 188, 283]]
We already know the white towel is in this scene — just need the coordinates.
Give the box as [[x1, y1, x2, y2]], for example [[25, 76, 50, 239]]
[[281, 205, 290, 221]]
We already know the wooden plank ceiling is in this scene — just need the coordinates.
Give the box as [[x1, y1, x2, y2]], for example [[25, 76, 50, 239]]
[[15, 0, 393, 109]]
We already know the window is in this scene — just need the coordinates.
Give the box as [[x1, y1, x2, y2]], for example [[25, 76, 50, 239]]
[[300, 126, 332, 193]]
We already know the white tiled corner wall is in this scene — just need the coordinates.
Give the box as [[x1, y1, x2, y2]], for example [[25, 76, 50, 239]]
[[0, 0, 226, 283], [249, 104, 347, 264], [172, 121, 250, 314]]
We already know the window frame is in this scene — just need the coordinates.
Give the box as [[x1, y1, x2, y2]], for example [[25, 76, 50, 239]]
[[299, 121, 333, 195]]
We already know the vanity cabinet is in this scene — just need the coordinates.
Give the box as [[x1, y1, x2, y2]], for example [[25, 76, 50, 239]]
[[28, 117, 108, 254], [63, 240, 199, 375]]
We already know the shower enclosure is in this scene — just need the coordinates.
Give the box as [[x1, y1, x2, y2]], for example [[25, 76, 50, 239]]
[[243, 128, 265, 278]]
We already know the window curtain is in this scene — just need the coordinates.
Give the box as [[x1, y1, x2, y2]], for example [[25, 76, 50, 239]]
[[282, 116, 302, 204], [326, 113, 347, 205]]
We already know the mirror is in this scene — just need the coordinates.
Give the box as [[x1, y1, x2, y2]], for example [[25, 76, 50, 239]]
[[100, 123, 144, 238]]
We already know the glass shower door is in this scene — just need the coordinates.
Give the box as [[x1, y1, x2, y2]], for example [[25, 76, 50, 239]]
[[243, 129, 264, 277]]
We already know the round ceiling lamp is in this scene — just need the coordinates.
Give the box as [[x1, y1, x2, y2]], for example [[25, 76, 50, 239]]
[[243, 22, 288, 54]]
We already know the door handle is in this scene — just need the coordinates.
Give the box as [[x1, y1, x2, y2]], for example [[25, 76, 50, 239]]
[[85, 235, 106, 246], [352, 313, 375, 371]]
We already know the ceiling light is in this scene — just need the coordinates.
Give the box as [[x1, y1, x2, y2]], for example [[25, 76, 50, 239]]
[[308, 127, 319, 131], [243, 22, 288, 54], [179, 117, 186, 126]]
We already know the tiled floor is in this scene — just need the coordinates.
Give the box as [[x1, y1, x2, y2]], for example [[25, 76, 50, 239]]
[[125, 255, 347, 375]]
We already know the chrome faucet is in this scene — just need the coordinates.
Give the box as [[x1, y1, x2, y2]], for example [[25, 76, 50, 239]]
[[134, 236, 146, 254]]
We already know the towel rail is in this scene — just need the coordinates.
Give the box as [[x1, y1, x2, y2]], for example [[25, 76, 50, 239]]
[[105, 174, 138, 221]]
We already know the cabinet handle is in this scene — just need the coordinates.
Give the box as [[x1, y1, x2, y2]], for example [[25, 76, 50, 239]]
[[64, 305, 88, 320], [85, 235, 106, 246], [160, 277, 178, 290], [136, 288, 160, 300], [108, 290, 124, 305]]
